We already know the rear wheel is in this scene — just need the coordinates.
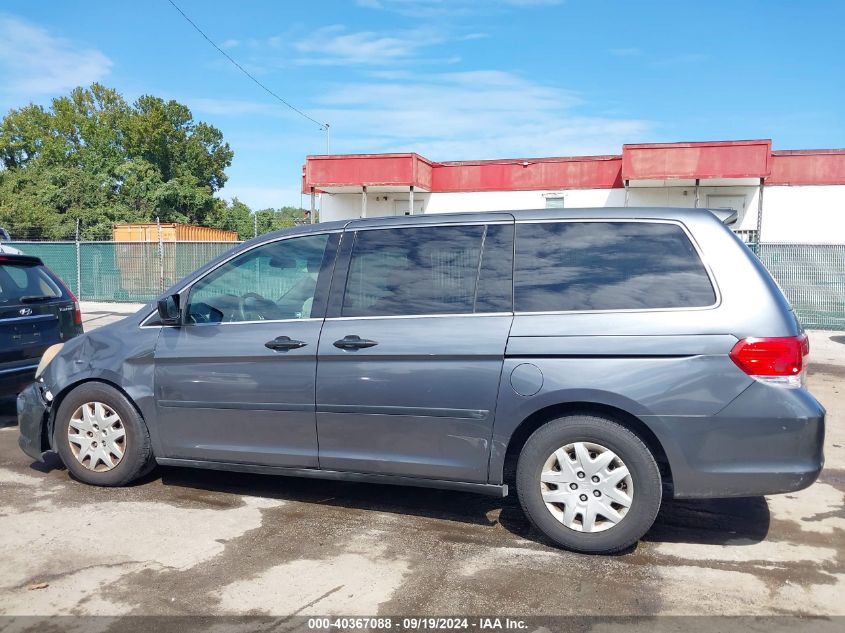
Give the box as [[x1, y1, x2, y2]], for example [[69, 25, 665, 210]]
[[516, 414, 661, 553], [55, 382, 154, 486]]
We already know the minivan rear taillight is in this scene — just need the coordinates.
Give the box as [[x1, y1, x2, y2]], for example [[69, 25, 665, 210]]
[[729, 334, 809, 388]]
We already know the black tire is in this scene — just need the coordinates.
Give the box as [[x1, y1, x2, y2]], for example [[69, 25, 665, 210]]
[[54, 382, 154, 486], [516, 414, 662, 554]]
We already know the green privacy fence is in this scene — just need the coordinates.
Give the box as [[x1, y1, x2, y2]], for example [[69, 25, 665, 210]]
[[7, 240, 845, 330], [9, 241, 238, 303], [755, 243, 845, 331]]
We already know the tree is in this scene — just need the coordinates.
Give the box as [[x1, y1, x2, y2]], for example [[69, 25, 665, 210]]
[[124, 96, 231, 194], [0, 84, 234, 238], [204, 202, 310, 241], [206, 197, 254, 239], [255, 207, 309, 234]]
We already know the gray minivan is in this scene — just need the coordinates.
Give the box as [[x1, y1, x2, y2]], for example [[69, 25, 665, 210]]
[[18, 208, 824, 553]]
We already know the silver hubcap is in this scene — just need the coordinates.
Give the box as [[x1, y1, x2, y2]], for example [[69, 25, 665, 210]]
[[67, 402, 126, 472], [540, 442, 633, 533]]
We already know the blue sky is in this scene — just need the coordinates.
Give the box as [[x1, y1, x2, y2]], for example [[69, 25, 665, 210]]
[[1, 0, 843, 209]]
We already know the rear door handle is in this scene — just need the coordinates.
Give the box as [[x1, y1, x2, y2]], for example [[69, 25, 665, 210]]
[[265, 336, 307, 351], [333, 334, 378, 350]]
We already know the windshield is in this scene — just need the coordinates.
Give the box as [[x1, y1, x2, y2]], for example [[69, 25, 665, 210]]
[[0, 263, 63, 305]]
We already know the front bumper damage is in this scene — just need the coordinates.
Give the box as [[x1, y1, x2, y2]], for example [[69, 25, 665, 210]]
[[17, 381, 51, 461]]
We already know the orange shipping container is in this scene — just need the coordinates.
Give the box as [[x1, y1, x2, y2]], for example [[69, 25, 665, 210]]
[[111, 223, 239, 297], [112, 223, 238, 242]]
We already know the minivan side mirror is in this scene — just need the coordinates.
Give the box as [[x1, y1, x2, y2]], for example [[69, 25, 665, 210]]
[[157, 294, 181, 325]]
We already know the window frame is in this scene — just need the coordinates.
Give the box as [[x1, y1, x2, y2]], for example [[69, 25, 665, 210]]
[[325, 221, 515, 321], [512, 218, 721, 315], [139, 231, 341, 328]]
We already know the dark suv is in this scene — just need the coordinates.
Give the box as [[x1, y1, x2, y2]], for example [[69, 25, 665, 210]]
[[1, 254, 82, 397], [18, 208, 824, 553]]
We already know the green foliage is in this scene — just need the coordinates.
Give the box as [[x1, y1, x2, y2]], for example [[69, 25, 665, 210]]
[[205, 201, 311, 240], [256, 207, 311, 234], [205, 197, 253, 239], [0, 83, 239, 239]]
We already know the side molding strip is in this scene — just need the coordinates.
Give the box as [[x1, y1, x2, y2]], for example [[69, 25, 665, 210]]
[[316, 404, 490, 420], [158, 400, 313, 412]]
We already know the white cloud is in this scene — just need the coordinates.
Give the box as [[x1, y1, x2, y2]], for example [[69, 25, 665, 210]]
[[310, 70, 651, 160], [293, 25, 443, 66], [460, 32, 489, 41], [0, 14, 112, 105], [221, 38, 240, 49]]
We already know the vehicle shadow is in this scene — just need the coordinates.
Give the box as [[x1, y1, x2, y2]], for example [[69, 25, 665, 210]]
[[643, 496, 770, 545], [156, 466, 771, 551], [0, 397, 17, 428]]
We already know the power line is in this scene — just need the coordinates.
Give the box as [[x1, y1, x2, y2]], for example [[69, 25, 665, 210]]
[[166, 0, 329, 133]]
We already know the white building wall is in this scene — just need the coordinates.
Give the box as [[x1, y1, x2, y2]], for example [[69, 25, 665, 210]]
[[761, 186, 845, 243], [424, 188, 626, 212], [321, 188, 626, 222], [627, 186, 762, 233], [319, 184, 845, 243], [320, 193, 414, 222]]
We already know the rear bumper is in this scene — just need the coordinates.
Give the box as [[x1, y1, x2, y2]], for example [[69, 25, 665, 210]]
[[645, 384, 825, 498], [17, 382, 50, 461]]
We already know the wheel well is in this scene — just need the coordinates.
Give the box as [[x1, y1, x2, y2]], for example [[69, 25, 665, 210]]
[[502, 402, 673, 493], [47, 378, 145, 449]]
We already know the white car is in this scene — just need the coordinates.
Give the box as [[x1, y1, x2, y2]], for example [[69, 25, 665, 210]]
[[0, 243, 23, 255], [0, 228, 22, 254]]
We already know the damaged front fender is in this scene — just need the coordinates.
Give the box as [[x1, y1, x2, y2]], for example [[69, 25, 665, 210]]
[[17, 382, 50, 461]]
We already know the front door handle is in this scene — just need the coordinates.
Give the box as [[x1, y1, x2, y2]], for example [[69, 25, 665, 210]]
[[333, 334, 378, 350], [265, 336, 307, 351]]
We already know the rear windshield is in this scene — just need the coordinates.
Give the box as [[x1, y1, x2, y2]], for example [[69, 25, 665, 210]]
[[0, 263, 64, 305], [514, 221, 717, 312]]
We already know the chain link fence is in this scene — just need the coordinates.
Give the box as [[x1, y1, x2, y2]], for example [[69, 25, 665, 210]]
[[755, 243, 845, 331], [6, 240, 845, 331], [8, 241, 238, 303]]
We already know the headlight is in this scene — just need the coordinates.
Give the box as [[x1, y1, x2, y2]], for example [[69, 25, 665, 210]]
[[35, 343, 64, 379]]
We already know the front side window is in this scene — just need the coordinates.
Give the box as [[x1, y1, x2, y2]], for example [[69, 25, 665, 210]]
[[515, 221, 716, 312], [342, 225, 487, 317], [186, 234, 329, 323]]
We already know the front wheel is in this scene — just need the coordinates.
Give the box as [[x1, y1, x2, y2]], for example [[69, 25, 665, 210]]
[[54, 382, 154, 486], [516, 414, 662, 554]]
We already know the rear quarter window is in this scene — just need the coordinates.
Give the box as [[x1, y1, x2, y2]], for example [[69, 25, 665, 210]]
[[514, 221, 716, 312]]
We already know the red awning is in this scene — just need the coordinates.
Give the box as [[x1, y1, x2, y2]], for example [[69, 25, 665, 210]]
[[622, 140, 772, 181]]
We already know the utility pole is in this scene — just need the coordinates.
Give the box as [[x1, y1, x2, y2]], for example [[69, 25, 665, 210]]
[[254, 211, 258, 238]]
